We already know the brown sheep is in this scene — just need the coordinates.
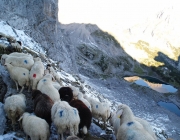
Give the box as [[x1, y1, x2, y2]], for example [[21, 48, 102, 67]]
[[32, 90, 54, 125]]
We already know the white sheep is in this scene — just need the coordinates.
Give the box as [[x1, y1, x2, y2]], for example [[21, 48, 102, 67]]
[[19, 112, 50, 140], [29, 57, 44, 90], [1, 54, 34, 70], [84, 94, 110, 129], [77, 92, 92, 111], [4, 63, 30, 93], [69, 86, 79, 99], [10, 41, 22, 52], [46, 64, 62, 85], [116, 104, 157, 140], [4, 93, 26, 130], [37, 74, 60, 102], [110, 109, 156, 140], [51, 101, 80, 140]]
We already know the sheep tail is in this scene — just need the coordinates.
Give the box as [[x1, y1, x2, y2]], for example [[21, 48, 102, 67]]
[[82, 126, 87, 134]]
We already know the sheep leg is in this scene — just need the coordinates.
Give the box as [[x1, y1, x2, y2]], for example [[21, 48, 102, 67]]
[[19, 86, 24, 93], [25, 134, 28, 140], [12, 124, 15, 131], [32, 137, 39, 140], [57, 133, 63, 140], [103, 121, 106, 130], [69, 125, 75, 136], [18, 120, 23, 130], [60, 133, 64, 140], [11, 118, 16, 131], [14, 81, 19, 91], [28, 84, 30, 92], [32, 81, 38, 90], [74, 124, 79, 136]]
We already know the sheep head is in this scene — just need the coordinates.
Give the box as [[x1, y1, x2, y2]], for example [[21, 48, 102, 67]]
[[32, 90, 42, 99], [116, 103, 126, 118]]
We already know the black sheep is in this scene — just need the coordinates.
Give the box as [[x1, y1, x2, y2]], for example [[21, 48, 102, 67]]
[[69, 99, 92, 137], [58, 87, 73, 103], [32, 90, 54, 125]]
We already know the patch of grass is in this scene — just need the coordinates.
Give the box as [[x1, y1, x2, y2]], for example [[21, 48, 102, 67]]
[[133, 65, 144, 74], [95, 55, 108, 72], [132, 40, 164, 67], [91, 30, 121, 47], [163, 93, 173, 97]]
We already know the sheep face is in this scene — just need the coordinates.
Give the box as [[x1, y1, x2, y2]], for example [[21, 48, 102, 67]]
[[59, 87, 73, 102], [44, 74, 55, 81], [116, 104, 126, 117], [1, 54, 8, 65], [46, 64, 51, 69]]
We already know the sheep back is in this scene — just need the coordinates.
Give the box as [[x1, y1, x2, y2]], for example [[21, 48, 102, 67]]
[[117, 121, 155, 140], [4, 55, 34, 70], [51, 101, 80, 135]]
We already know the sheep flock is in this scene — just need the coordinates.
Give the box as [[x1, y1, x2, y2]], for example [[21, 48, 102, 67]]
[[0, 34, 172, 140]]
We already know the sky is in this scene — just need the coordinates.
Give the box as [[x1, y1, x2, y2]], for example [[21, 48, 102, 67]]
[[58, 0, 178, 33]]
